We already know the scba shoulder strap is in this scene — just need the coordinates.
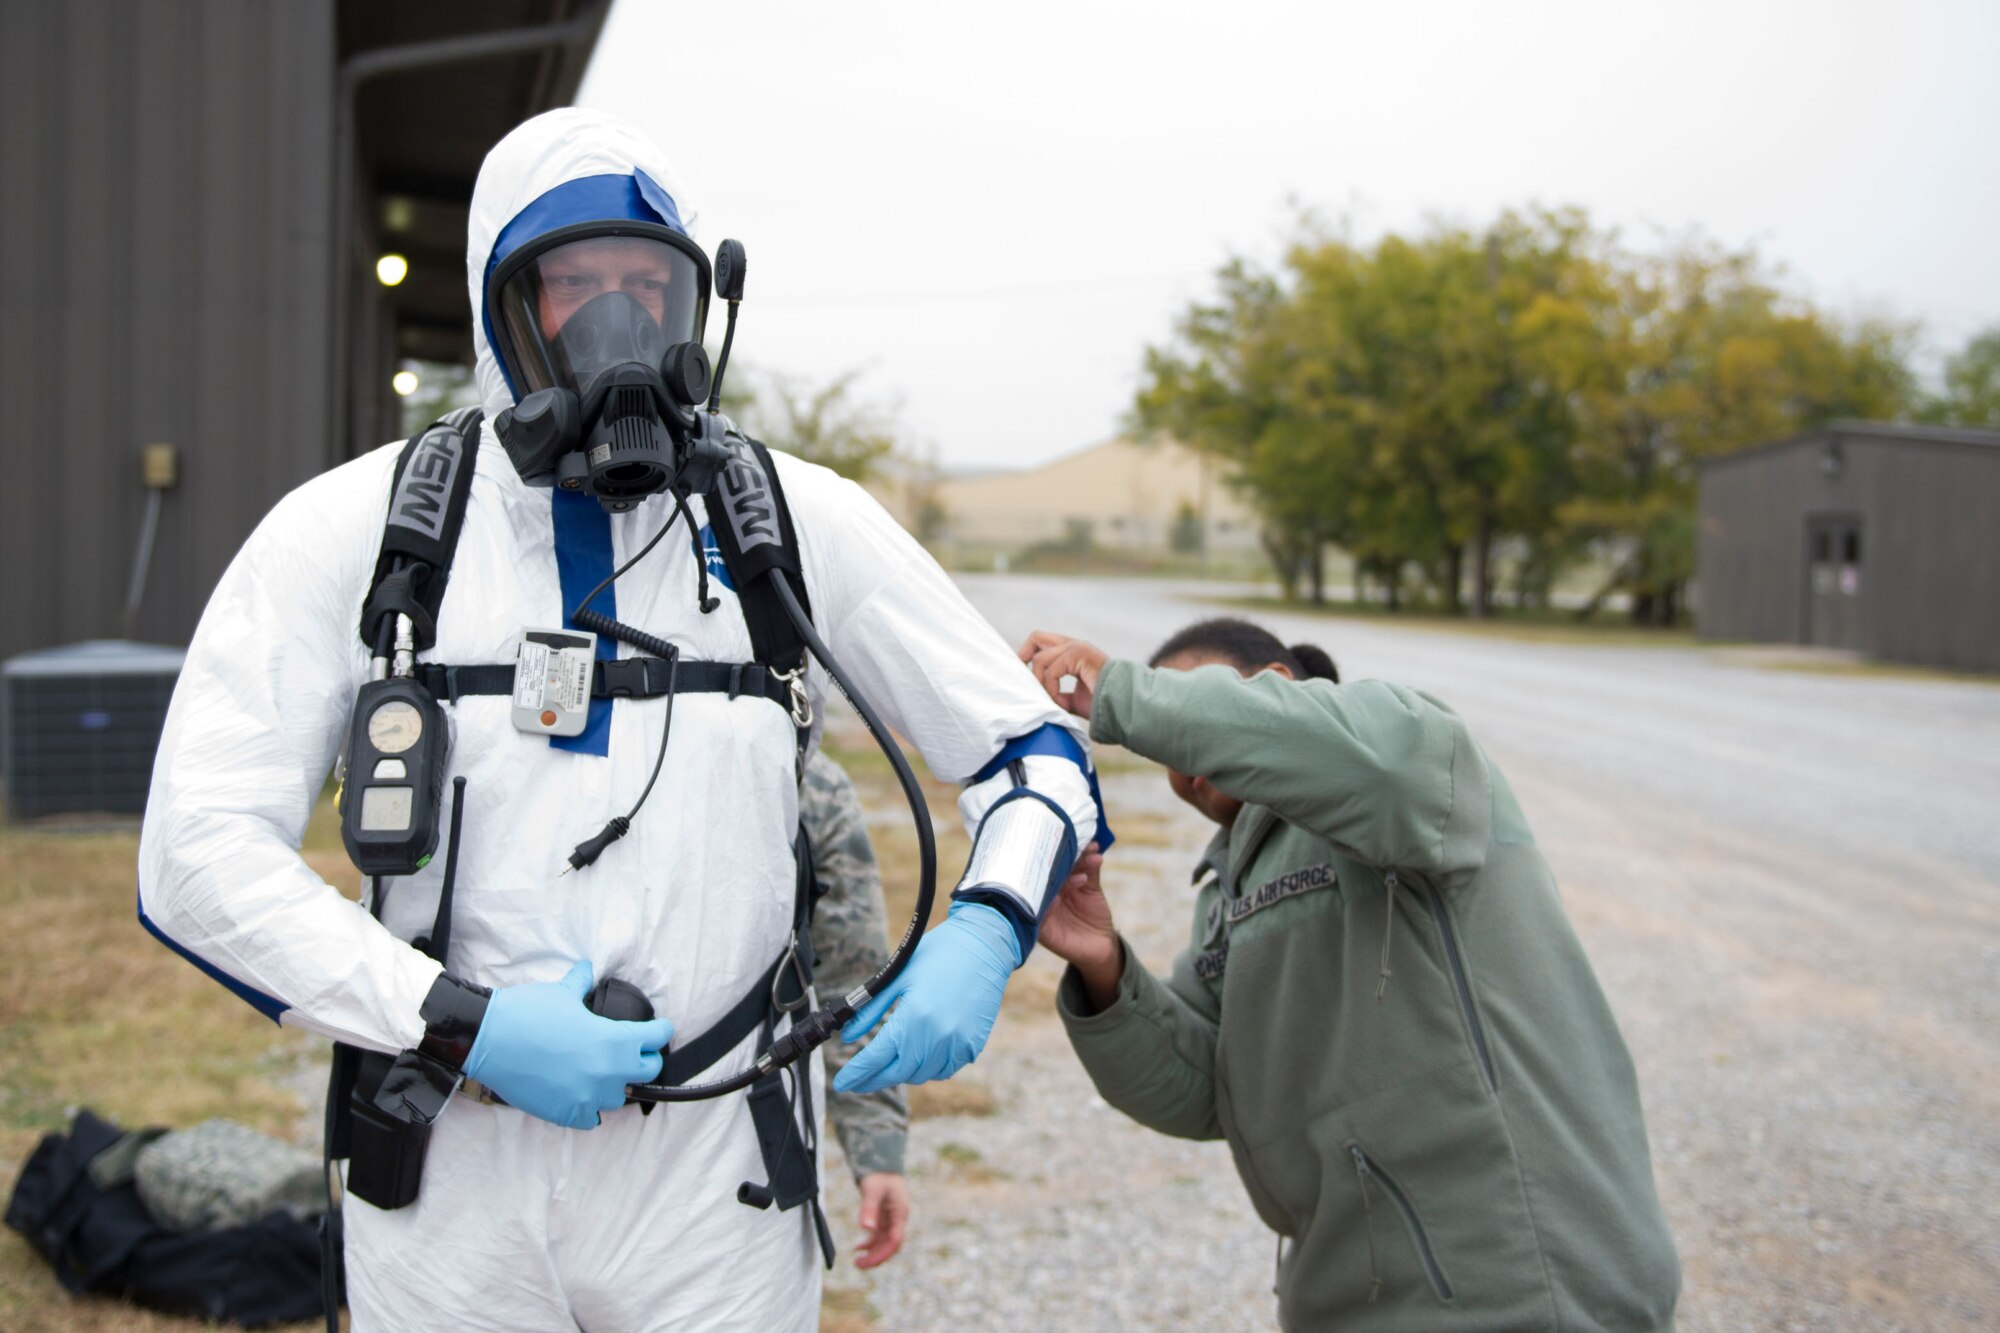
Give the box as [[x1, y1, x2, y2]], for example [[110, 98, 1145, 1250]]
[[705, 431, 813, 685], [360, 406, 484, 653]]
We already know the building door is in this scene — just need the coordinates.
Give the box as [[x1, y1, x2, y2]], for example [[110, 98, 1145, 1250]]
[[1805, 514, 1864, 649]]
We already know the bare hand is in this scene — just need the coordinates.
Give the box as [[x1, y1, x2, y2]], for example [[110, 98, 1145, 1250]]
[[1038, 844, 1123, 1011], [1018, 631, 1110, 720], [854, 1172, 910, 1269]]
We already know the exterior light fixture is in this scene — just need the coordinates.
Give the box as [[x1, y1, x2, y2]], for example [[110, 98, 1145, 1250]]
[[392, 370, 419, 397], [1820, 441, 1844, 477], [376, 253, 410, 287]]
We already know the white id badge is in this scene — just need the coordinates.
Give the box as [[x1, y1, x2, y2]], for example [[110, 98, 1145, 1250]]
[[511, 628, 597, 737]]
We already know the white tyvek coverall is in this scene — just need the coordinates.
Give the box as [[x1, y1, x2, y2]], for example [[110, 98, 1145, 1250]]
[[136, 108, 1096, 1331]]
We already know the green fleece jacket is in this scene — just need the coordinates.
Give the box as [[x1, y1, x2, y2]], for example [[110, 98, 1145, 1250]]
[[1059, 661, 1679, 1331]]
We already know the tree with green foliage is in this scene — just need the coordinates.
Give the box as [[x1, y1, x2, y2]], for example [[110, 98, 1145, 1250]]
[[1917, 325, 2000, 428], [1138, 208, 1920, 623], [726, 368, 901, 483]]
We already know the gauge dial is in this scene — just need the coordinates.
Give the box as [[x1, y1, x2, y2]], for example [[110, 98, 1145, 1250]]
[[367, 699, 424, 754]]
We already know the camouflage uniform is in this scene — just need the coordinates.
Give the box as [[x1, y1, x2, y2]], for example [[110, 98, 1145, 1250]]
[[802, 750, 909, 1180]]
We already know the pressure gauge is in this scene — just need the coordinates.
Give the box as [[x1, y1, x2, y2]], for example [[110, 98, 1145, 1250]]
[[367, 699, 424, 754]]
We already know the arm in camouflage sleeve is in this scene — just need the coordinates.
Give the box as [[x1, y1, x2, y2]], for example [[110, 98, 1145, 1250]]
[[802, 752, 910, 1181]]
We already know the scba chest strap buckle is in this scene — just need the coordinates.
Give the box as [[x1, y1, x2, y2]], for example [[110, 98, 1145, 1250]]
[[774, 665, 812, 730]]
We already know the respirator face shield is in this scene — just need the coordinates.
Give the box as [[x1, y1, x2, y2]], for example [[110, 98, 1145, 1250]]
[[491, 226, 709, 394], [488, 224, 721, 508]]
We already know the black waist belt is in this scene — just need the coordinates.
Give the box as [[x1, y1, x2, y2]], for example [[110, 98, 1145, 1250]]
[[649, 940, 808, 1089], [416, 657, 795, 709]]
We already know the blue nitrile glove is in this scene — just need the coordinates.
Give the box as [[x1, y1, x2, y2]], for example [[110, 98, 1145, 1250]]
[[834, 901, 1022, 1094], [461, 960, 673, 1130]]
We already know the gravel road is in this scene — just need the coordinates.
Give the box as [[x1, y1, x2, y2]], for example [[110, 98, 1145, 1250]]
[[822, 574, 2000, 1331]]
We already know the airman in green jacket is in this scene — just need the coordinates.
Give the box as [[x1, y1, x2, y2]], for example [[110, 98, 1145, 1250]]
[[1021, 618, 1679, 1331]]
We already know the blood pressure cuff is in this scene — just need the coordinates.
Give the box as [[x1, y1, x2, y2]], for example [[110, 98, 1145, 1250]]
[[953, 723, 1106, 959], [971, 724, 1114, 852], [951, 789, 1080, 962]]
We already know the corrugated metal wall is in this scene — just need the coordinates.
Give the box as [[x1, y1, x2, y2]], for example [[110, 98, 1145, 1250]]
[[0, 0, 337, 663], [1696, 428, 2000, 671], [1696, 444, 1819, 645]]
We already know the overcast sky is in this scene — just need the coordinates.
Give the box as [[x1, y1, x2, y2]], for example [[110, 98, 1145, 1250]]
[[579, 0, 2000, 471]]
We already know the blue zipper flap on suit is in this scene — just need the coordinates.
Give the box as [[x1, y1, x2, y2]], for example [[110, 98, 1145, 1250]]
[[1350, 1144, 1456, 1302], [1413, 874, 1497, 1092]]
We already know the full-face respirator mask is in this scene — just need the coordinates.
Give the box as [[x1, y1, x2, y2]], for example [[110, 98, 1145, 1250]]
[[487, 223, 747, 510]]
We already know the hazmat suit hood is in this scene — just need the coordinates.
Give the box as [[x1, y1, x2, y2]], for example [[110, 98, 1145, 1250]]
[[467, 108, 702, 425]]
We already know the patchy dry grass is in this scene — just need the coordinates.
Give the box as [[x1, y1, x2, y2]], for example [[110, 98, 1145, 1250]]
[[817, 1284, 877, 1333], [930, 1140, 1009, 1185], [816, 722, 969, 937], [908, 1079, 998, 1121]]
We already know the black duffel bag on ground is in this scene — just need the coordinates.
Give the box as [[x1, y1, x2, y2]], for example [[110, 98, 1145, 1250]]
[[4, 1108, 324, 1328]]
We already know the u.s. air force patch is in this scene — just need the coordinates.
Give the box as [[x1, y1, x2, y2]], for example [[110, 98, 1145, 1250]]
[[1193, 863, 1337, 982], [1229, 863, 1336, 926]]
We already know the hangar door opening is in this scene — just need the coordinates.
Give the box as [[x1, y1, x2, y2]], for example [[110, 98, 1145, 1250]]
[[1805, 514, 1864, 650]]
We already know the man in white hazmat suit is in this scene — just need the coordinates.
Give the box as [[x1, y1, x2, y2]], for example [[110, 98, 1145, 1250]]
[[136, 108, 1102, 1330]]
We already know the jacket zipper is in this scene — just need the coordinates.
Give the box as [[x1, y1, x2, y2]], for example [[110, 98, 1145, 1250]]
[[1417, 875, 1497, 1092], [1350, 1145, 1455, 1302]]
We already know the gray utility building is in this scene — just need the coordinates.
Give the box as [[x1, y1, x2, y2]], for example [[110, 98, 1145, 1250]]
[[0, 0, 609, 665], [1696, 420, 2000, 672]]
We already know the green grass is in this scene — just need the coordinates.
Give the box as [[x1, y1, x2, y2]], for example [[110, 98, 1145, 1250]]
[[1736, 654, 2000, 687]]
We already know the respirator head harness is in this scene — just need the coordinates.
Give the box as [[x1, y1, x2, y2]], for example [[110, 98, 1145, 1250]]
[[487, 221, 730, 510]]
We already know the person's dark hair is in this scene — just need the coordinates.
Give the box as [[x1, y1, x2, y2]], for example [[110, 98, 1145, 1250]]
[[1148, 616, 1339, 683]]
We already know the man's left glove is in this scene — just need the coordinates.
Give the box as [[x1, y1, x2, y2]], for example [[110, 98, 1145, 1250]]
[[833, 902, 1020, 1094], [461, 960, 673, 1129]]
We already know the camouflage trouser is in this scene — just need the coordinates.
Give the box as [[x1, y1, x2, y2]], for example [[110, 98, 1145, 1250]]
[[801, 751, 908, 1178]]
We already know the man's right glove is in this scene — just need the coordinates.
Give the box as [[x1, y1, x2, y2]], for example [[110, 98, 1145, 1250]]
[[461, 960, 672, 1129]]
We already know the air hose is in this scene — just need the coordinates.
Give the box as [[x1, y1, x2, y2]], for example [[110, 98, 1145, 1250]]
[[625, 571, 937, 1102]]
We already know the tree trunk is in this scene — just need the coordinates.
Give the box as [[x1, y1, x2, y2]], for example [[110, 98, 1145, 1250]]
[[1386, 562, 1403, 612], [1471, 510, 1495, 619], [1627, 545, 1657, 624], [1260, 526, 1304, 601], [1442, 544, 1464, 616], [1308, 536, 1326, 604]]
